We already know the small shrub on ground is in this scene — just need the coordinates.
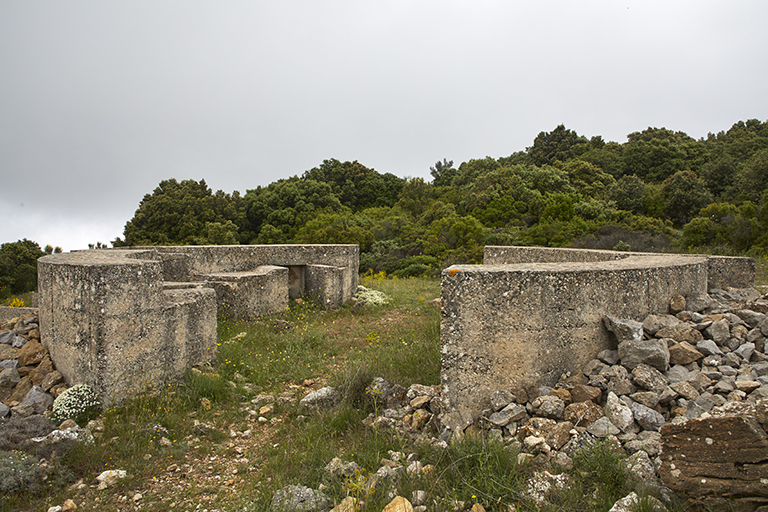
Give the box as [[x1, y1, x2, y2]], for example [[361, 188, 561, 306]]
[[49, 384, 101, 427], [354, 285, 391, 306], [0, 451, 44, 493], [0, 415, 55, 451]]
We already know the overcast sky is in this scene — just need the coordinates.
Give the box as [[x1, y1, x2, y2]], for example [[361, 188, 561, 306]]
[[1, 1, 767, 251]]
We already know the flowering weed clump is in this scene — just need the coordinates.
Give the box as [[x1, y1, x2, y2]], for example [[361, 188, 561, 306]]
[[50, 384, 102, 426], [354, 285, 390, 306]]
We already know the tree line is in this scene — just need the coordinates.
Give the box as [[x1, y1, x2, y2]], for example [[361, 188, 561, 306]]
[[109, 119, 768, 277]]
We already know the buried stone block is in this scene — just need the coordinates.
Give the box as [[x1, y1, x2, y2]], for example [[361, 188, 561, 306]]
[[660, 399, 768, 510]]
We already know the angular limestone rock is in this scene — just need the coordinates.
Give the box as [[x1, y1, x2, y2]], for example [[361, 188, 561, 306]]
[[660, 399, 768, 507]]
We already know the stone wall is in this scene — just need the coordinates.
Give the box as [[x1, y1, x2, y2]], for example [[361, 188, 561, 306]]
[[36, 244, 359, 406], [440, 246, 756, 432]]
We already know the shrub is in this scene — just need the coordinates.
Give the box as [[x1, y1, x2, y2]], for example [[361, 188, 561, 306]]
[[393, 263, 432, 278], [0, 451, 44, 493], [50, 384, 101, 427], [353, 285, 390, 306]]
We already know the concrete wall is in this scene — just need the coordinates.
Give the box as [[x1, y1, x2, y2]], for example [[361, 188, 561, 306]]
[[440, 246, 755, 432], [484, 246, 756, 290], [128, 244, 359, 310], [37, 250, 217, 406], [37, 244, 359, 405]]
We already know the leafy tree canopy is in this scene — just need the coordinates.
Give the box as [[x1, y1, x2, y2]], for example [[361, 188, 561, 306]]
[[527, 124, 589, 166], [302, 159, 404, 210], [244, 177, 344, 243], [118, 179, 245, 246], [0, 239, 45, 296]]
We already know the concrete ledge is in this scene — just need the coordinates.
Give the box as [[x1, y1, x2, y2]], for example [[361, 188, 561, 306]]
[[202, 266, 289, 320], [440, 246, 755, 432], [306, 264, 345, 308], [484, 246, 756, 290]]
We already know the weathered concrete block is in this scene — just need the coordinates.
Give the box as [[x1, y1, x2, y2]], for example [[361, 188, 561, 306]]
[[38, 250, 217, 406], [37, 244, 359, 406], [0, 307, 38, 323], [138, 244, 359, 304], [440, 247, 747, 431], [305, 264, 345, 308], [202, 265, 289, 320]]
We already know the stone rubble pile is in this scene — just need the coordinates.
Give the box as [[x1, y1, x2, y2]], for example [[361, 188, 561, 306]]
[[0, 311, 68, 420]]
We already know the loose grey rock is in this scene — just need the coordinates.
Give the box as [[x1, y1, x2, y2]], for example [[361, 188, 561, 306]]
[[325, 457, 360, 478], [0, 367, 21, 388], [605, 392, 637, 433], [684, 392, 717, 419], [0, 359, 18, 370], [696, 339, 723, 356], [531, 395, 565, 420], [642, 314, 680, 336], [22, 385, 54, 414], [749, 385, 768, 400], [607, 492, 640, 512], [0, 402, 9, 418], [586, 416, 620, 437], [488, 403, 526, 427], [631, 363, 669, 393], [734, 342, 755, 362], [747, 327, 765, 344], [759, 316, 768, 336], [705, 319, 731, 344], [598, 349, 620, 366], [686, 294, 714, 313], [629, 391, 660, 408], [685, 370, 713, 392], [625, 400, 665, 431], [583, 358, 610, 376], [666, 364, 690, 383], [736, 309, 765, 328], [624, 431, 662, 457], [624, 450, 658, 484], [11, 402, 35, 418], [670, 381, 700, 401], [11, 335, 28, 348], [0, 331, 15, 345], [270, 485, 330, 512], [618, 338, 670, 372], [489, 389, 516, 411], [604, 316, 644, 343], [752, 362, 768, 377], [299, 387, 340, 414]]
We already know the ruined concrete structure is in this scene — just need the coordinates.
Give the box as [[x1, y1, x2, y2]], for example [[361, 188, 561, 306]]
[[440, 246, 756, 432], [37, 244, 359, 406]]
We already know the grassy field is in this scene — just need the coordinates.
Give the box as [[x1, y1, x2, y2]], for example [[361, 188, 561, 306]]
[[2, 272, 747, 511]]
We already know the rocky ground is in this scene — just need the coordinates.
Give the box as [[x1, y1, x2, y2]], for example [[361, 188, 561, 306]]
[[3, 284, 768, 511], [271, 285, 768, 512]]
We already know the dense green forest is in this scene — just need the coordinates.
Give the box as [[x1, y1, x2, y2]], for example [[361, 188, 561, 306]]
[[105, 119, 768, 277]]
